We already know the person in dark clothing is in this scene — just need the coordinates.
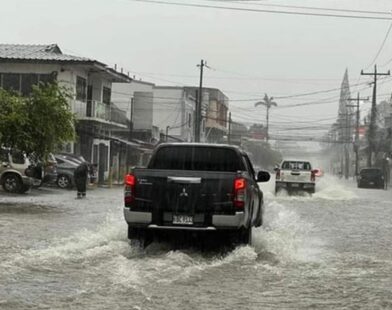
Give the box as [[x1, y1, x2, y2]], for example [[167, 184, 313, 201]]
[[74, 162, 89, 198]]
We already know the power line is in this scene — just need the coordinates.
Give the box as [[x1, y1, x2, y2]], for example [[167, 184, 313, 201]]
[[365, 21, 392, 69], [206, 0, 392, 16], [130, 0, 392, 20]]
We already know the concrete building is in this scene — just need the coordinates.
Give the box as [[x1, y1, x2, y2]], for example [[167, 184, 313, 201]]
[[0, 43, 132, 184], [153, 86, 197, 142], [184, 87, 229, 143]]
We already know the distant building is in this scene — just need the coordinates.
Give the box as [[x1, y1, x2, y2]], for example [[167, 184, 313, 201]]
[[230, 122, 248, 145], [184, 87, 229, 143], [153, 86, 197, 142]]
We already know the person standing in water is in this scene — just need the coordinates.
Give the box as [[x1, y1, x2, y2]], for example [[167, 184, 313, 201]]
[[74, 162, 89, 198]]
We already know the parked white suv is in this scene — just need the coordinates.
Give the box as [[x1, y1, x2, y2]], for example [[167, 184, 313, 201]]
[[275, 160, 316, 194], [0, 148, 33, 193]]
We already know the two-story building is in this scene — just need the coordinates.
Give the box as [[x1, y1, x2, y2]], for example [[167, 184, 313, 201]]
[[184, 87, 229, 143], [0, 44, 132, 184]]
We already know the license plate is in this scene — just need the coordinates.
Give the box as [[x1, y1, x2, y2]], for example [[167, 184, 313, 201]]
[[291, 183, 300, 188], [173, 215, 193, 225]]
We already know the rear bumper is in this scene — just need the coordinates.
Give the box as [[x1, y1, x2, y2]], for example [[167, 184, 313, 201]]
[[276, 181, 315, 191], [123, 208, 245, 230], [43, 172, 58, 184], [21, 176, 33, 186]]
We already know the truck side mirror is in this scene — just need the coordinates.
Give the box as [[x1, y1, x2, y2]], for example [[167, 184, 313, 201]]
[[257, 171, 270, 183]]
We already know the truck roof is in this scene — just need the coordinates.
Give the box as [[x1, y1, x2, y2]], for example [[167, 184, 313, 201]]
[[156, 142, 243, 151]]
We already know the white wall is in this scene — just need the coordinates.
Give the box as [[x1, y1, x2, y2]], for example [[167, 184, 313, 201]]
[[153, 87, 196, 141], [112, 80, 154, 119]]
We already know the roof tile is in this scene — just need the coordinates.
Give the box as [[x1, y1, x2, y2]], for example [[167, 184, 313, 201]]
[[0, 44, 93, 62]]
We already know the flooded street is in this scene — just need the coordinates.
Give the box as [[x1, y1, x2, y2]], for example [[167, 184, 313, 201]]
[[1, 176, 392, 310]]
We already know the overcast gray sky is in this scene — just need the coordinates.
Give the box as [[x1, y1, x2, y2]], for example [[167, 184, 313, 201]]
[[2, 0, 392, 139]]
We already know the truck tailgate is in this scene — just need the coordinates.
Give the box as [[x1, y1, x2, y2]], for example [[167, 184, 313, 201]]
[[281, 170, 311, 183], [132, 169, 238, 226]]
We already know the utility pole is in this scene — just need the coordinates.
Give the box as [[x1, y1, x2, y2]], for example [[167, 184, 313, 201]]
[[348, 93, 369, 176], [195, 59, 205, 142], [166, 126, 170, 142], [361, 65, 390, 167], [228, 112, 232, 144]]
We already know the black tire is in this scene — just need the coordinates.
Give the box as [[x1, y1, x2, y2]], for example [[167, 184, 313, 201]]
[[2, 174, 22, 193], [57, 175, 72, 189], [128, 226, 152, 248], [255, 203, 263, 227], [236, 226, 252, 245], [19, 184, 31, 194], [275, 186, 280, 195]]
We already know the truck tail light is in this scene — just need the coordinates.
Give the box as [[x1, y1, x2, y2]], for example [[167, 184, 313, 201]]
[[233, 177, 246, 209], [276, 169, 281, 180], [124, 174, 136, 206], [310, 170, 316, 182]]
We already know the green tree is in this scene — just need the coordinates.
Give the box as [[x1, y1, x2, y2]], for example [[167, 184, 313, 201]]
[[0, 90, 29, 149], [0, 83, 76, 159]]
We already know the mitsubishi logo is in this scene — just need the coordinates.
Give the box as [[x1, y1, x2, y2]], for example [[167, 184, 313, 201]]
[[179, 187, 188, 197]]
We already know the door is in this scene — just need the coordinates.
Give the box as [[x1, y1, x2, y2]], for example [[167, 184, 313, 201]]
[[98, 143, 108, 185]]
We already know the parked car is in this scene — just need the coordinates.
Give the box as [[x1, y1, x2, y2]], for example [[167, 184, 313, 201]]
[[54, 154, 80, 189], [42, 153, 58, 185], [275, 159, 316, 194], [27, 153, 58, 187], [0, 148, 33, 193], [57, 153, 97, 184], [357, 168, 385, 189], [124, 143, 270, 247]]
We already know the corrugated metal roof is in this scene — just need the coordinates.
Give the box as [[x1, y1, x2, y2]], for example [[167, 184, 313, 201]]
[[0, 44, 93, 63]]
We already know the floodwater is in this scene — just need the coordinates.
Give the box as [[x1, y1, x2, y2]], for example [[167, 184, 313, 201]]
[[0, 176, 391, 309]]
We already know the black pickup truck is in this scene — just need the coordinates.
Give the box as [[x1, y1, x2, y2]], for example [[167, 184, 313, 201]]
[[123, 143, 270, 246]]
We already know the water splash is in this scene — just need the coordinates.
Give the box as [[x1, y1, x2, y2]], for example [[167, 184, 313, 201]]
[[253, 200, 324, 265]]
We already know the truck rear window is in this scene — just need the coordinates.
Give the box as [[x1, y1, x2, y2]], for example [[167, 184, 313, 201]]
[[282, 161, 311, 170], [148, 146, 243, 172]]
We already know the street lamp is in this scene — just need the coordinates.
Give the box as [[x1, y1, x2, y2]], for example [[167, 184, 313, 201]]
[[255, 94, 277, 142]]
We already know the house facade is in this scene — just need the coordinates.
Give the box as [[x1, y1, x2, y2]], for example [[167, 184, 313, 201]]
[[153, 86, 197, 142], [184, 87, 229, 143], [0, 44, 131, 184]]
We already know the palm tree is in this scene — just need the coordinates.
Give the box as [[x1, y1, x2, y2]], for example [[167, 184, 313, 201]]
[[255, 94, 277, 142]]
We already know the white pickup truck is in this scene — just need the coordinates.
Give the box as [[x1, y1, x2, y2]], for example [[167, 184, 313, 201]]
[[275, 160, 316, 194]]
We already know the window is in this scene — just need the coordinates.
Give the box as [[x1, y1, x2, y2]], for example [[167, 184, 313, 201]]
[[21, 74, 39, 96], [0, 149, 9, 163], [39, 73, 56, 85], [0, 73, 56, 95], [242, 154, 256, 178], [282, 161, 312, 171], [2, 73, 20, 92], [76, 76, 87, 101], [102, 86, 111, 104], [10, 150, 25, 164], [149, 146, 244, 172]]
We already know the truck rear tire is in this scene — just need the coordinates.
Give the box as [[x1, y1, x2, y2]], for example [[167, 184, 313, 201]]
[[128, 226, 152, 248], [236, 227, 252, 245], [255, 203, 263, 227]]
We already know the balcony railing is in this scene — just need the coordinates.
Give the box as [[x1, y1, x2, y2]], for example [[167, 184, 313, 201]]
[[73, 100, 129, 127]]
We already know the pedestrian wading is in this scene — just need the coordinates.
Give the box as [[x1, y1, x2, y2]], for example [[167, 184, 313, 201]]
[[74, 162, 89, 198]]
